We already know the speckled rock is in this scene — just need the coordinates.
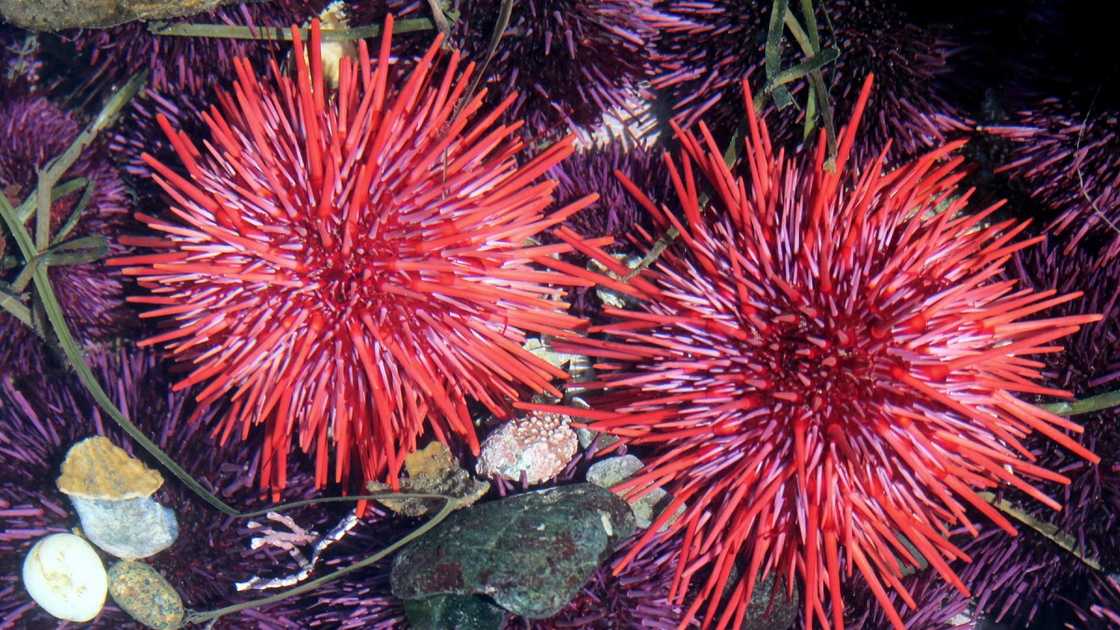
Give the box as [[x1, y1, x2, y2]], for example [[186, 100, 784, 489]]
[[57, 436, 163, 500], [475, 411, 578, 485], [108, 561, 184, 630], [403, 594, 506, 630], [586, 454, 644, 487], [586, 455, 680, 530], [369, 442, 489, 517], [70, 496, 178, 559], [391, 484, 635, 618]]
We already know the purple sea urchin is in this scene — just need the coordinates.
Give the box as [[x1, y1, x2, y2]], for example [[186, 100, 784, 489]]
[[0, 96, 131, 373], [0, 348, 323, 627], [432, 0, 658, 135], [816, 1, 971, 161], [109, 87, 212, 185], [65, 1, 318, 96], [1012, 243, 1120, 395], [545, 144, 669, 316], [649, 0, 970, 159], [988, 99, 1120, 261], [548, 145, 666, 249], [644, 0, 765, 133]]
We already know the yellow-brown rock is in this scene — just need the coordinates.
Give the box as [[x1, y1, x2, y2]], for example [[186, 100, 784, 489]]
[[57, 437, 163, 500], [368, 442, 489, 517]]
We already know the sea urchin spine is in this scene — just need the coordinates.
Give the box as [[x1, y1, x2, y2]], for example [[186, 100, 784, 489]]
[[521, 75, 1101, 629], [112, 17, 601, 498]]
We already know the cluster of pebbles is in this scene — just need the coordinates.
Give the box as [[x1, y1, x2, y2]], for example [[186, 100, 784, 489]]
[[22, 436, 185, 628]]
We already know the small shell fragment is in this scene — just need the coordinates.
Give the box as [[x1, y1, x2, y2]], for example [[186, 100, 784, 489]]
[[22, 533, 108, 622]]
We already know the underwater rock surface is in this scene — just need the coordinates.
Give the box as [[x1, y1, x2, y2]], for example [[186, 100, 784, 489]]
[[108, 560, 184, 630], [0, 0, 239, 30], [403, 594, 506, 630], [586, 454, 672, 529], [71, 496, 179, 560], [391, 484, 635, 618]]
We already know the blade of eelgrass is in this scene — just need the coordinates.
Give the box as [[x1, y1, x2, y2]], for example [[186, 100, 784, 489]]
[[185, 494, 463, 626], [1043, 389, 1120, 417], [0, 285, 32, 328], [30, 263, 240, 515], [0, 186, 36, 261], [50, 179, 95, 246], [147, 19, 436, 42], [38, 235, 108, 267], [18, 177, 88, 224], [33, 73, 145, 253], [425, 0, 453, 37], [980, 491, 1103, 571], [0, 193, 36, 328], [751, 46, 838, 104], [764, 0, 793, 110], [462, 0, 513, 107]]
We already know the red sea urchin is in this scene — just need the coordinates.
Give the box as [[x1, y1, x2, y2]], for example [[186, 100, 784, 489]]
[[111, 17, 600, 497], [521, 75, 1101, 629]]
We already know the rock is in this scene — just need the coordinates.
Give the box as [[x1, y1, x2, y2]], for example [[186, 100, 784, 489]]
[[740, 573, 799, 630], [70, 496, 179, 559], [392, 484, 635, 618], [591, 254, 643, 310], [403, 594, 506, 630], [108, 561, 184, 630], [575, 427, 619, 451], [475, 411, 578, 485], [57, 436, 163, 500], [368, 442, 489, 517], [586, 454, 643, 487], [0, 0, 238, 31], [22, 533, 108, 622], [522, 337, 582, 370], [586, 455, 680, 530], [56, 437, 178, 559]]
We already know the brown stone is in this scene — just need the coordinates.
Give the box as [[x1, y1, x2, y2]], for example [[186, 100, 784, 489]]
[[368, 442, 489, 517], [0, 0, 239, 32], [57, 436, 163, 500]]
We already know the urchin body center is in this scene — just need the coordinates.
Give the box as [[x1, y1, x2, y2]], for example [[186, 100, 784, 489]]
[[756, 313, 891, 413]]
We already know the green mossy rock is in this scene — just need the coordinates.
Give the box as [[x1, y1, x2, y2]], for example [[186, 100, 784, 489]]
[[403, 594, 506, 629], [392, 484, 635, 618]]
